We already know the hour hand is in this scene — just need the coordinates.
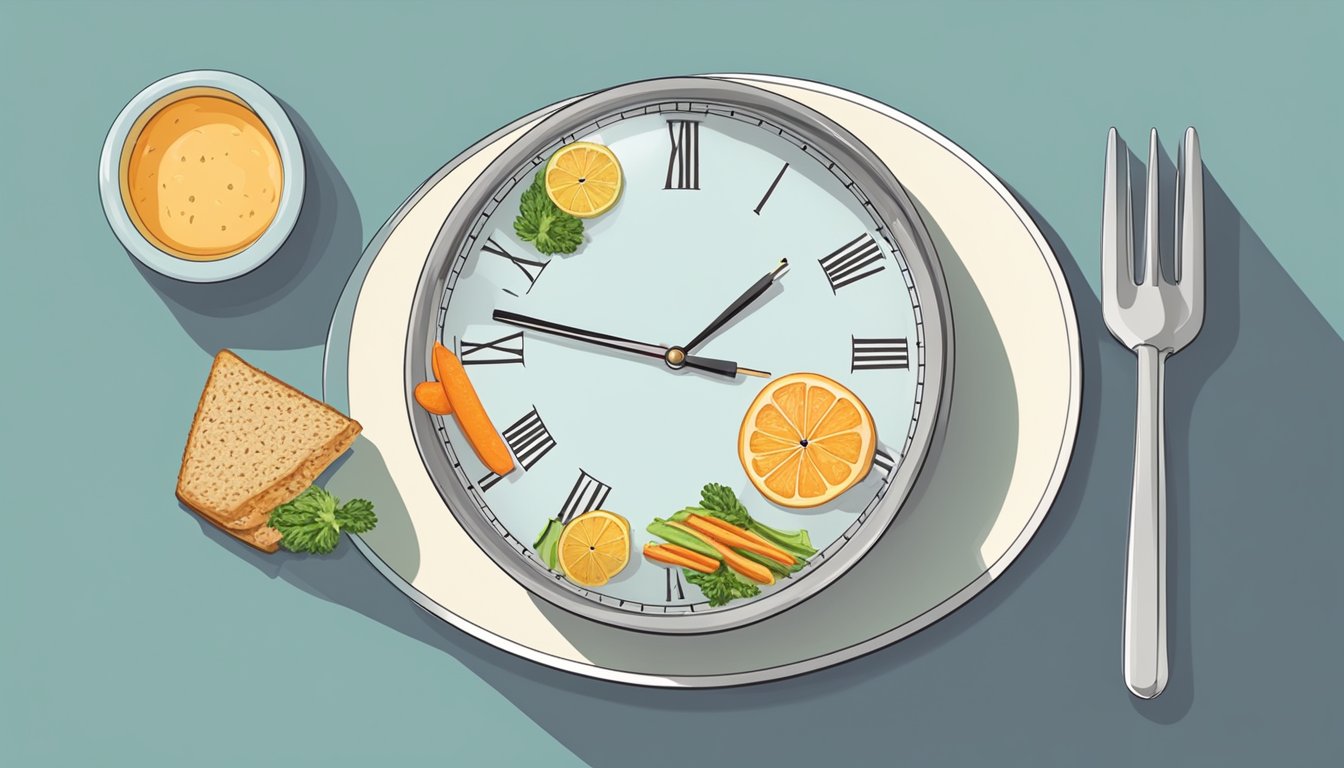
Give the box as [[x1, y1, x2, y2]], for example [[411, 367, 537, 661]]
[[683, 259, 789, 353], [492, 310, 769, 379]]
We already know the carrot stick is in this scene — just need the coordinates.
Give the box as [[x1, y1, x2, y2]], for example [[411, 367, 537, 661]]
[[680, 511, 779, 550], [666, 522, 774, 585], [432, 343, 513, 475], [643, 543, 717, 574], [684, 514, 795, 566], [736, 527, 777, 550], [414, 381, 454, 415], [659, 543, 720, 572]]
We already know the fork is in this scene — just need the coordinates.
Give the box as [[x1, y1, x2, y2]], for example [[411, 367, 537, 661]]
[[1101, 126, 1204, 699]]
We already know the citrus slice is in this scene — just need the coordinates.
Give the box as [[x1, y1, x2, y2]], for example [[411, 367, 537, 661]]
[[738, 373, 876, 508], [544, 142, 623, 218], [430, 343, 514, 475], [557, 510, 630, 587]]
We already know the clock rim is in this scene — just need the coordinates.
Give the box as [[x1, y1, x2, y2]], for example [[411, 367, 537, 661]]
[[404, 76, 954, 635]]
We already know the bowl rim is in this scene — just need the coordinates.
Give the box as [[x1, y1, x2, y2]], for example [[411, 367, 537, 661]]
[[97, 69, 305, 283]]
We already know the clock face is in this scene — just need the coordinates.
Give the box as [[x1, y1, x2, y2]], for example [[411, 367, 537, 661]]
[[414, 86, 946, 629]]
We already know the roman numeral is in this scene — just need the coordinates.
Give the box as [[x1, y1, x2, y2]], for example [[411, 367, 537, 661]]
[[458, 331, 525, 366], [501, 406, 557, 470], [481, 236, 547, 293], [873, 447, 896, 476], [753, 163, 789, 214], [478, 406, 557, 491], [851, 336, 909, 371], [666, 569, 686, 601], [558, 469, 612, 524], [664, 120, 700, 190], [819, 234, 885, 292]]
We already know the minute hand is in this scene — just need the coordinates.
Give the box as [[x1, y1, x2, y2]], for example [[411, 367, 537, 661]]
[[492, 310, 768, 379], [683, 258, 790, 352]]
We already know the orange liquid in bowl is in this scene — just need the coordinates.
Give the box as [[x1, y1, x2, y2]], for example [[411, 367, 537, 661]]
[[125, 95, 283, 260]]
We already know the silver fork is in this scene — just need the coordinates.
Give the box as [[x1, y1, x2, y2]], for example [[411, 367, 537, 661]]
[[1101, 126, 1204, 699]]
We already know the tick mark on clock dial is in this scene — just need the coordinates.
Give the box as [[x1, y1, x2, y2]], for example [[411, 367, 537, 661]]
[[753, 162, 789, 214]]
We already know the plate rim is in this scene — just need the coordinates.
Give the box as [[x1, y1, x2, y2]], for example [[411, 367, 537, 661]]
[[322, 74, 1082, 687]]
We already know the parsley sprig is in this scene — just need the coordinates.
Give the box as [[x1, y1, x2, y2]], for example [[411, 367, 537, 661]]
[[514, 171, 584, 255], [684, 564, 761, 607], [268, 486, 377, 555]]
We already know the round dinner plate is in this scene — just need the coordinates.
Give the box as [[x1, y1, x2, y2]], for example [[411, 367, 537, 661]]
[[323, 75, 1081, 686]]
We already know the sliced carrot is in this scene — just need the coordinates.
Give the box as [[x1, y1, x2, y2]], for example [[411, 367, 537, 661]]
[[728, 524, 776, 550], [643, 543, 717, 574], [414, 381, 454, 415], [432, 342, 514, 475], [694, 515, 796, 560], [666, 521, 774, 585], [659, 543, 720, 571], [684, 514, 794, 566]]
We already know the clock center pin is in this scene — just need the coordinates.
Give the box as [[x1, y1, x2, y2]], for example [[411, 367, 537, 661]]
[[665, 346, 687, 368]]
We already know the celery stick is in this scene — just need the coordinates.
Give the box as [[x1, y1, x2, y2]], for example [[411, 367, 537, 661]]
[[647, 519, 722, 562]]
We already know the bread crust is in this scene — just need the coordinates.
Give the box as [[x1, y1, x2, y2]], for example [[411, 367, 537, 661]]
[[187, 506, 283, 553]]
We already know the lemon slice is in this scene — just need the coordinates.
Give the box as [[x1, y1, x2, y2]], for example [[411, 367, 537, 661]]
[[557, 510, 630, 586], [545, 142, 623, 218], [738, 373, 877, 508]]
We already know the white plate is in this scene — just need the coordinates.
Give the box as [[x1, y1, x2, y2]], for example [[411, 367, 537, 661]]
[[323, 75, 1081, 686]]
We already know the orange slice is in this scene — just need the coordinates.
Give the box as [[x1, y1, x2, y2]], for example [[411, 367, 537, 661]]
[[738, 373, 876, 508], [544, 142, 623, 218], [557, 510, 630, 587], [427, 342, 514, 475]]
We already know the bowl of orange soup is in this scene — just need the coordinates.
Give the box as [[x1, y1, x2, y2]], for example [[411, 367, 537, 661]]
[[99, 70, 304, 282]]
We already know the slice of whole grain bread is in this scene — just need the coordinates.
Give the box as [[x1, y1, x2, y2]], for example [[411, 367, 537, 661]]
[[176, 350, 361, 551]]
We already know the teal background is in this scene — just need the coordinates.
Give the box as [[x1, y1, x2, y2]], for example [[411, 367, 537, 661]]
[[2, 0, 1340, 765]]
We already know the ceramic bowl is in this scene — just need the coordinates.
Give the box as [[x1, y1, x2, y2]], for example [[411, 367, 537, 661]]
[[98, 70, 305, 282]]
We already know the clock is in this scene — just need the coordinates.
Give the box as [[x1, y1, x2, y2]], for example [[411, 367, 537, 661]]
[[406, 78, 952, 633]]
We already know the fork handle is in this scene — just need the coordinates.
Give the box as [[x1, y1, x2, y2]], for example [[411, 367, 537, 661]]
[[1125, 343, 1169, 698]]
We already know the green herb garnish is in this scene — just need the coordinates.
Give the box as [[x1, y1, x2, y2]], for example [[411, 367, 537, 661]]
[[683, 564, 761, 607], [514, 171, 584, 255], [696, 483, 817, 559], [268, 486, 377, 555], [534, 517, 565, 571]]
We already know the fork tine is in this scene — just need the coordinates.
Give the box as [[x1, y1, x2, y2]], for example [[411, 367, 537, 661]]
[[1143, 128, 1161, 285], [1177, 127, 1204, 294], [1102, 128, 1134, 291]]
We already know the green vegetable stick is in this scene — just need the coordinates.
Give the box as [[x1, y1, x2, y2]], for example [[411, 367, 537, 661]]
[[668, 508, 703, 523], [533, 517, 565, 571], [697, 482, 817, 558], [647, 520, 722, 562], [748, 524, 817, 560]]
